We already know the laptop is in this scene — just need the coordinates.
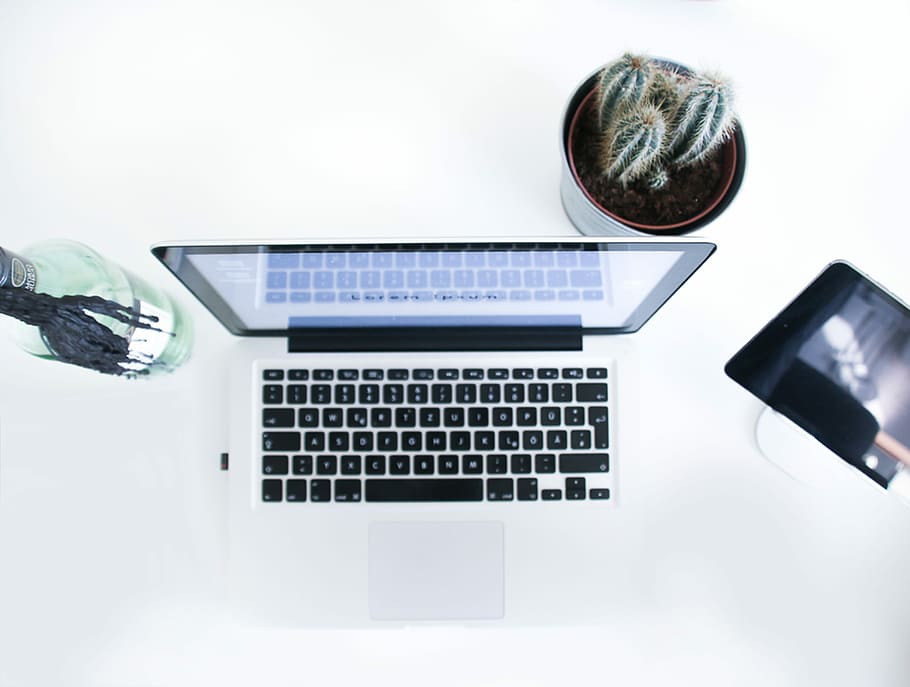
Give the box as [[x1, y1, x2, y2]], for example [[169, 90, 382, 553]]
[[152, 237, 715, 625]]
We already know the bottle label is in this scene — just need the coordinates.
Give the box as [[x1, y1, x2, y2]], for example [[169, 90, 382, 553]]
[[0, 250, 37, 291]]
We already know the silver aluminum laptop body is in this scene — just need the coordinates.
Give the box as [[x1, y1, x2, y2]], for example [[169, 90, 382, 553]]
[[153, 237, 715, 626]]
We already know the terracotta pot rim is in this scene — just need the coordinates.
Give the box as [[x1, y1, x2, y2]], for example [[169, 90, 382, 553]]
[[565, 85, 741, 233]]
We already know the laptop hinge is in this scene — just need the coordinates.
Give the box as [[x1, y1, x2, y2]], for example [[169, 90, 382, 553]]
[[287, 326, 583, 353]]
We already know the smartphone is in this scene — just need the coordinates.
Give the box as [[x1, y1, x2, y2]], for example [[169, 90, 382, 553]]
[[725, 261, 910, 492]]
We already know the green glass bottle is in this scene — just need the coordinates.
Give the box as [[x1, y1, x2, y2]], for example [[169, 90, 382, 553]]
[[0, 239, 192, 376]]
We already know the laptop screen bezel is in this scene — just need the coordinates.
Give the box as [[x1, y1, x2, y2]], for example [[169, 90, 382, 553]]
[[151, 239, 716, 337]]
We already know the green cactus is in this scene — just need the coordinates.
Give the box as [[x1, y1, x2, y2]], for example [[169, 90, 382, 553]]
[[647, 167, 669, 190], [600, 103, 667, 186], [595, 53, 655, 128], [666, 72, 736, 166], [645, 68, 683, 118]]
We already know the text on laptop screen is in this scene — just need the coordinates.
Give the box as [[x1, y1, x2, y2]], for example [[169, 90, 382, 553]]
[[154, 242, 715, 334]]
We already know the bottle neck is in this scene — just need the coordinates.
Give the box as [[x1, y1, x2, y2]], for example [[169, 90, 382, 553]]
[[0, 248, 37, 292]]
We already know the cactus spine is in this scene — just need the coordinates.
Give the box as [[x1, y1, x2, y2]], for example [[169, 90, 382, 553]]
[[666, 73, 736, 166], [595, 53, 654, 128], [600, 103, 666, 186]]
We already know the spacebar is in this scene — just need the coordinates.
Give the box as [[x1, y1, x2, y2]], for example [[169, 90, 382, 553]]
[[365, 478, 484, 502]]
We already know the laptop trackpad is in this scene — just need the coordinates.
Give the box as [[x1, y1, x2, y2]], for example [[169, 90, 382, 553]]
[[368, 521, 504, 621]]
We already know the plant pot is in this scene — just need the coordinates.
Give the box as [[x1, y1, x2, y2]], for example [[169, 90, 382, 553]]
[[560, 64, 746, 236]]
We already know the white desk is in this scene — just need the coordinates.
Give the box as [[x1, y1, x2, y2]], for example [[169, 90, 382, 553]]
[[1, 2, 909, 685]]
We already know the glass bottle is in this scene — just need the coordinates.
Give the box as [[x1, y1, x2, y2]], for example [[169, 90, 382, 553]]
[[0, 239, 192, 375]]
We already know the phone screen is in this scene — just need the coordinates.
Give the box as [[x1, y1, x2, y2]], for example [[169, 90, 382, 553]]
[[725, 262, 910, 489]]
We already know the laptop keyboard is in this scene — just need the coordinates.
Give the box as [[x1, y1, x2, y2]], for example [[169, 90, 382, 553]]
[[259, 365, 611, 504]]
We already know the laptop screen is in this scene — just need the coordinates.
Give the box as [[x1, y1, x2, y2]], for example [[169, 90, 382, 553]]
[[152, 240, 715, 335]]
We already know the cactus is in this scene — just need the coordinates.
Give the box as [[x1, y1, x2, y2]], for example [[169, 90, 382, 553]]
[[647, 167, 669, 190], [645, 68, 683, 118], [600, 103, 667, 186], [665, 72, 736, 166], [595, 53, 654, 128]]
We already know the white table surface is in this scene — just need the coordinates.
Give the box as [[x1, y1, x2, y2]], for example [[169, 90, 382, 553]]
[[2, 1, 910, 685]]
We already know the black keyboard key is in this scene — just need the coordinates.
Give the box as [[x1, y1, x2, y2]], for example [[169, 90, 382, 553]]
[[559, 453, 609, 473], [286, 479, 307, 502], [439, 368, 459, 380], [562, 367, 584, 379], [473, 431, 495, 451], [323, 409, 344, 428], [565, 477, 586, 500], [463, 369, 483, 380], [541, 407, 561, 426], [487, 454, 507, 474], [289, 369, 309, 381], [570, 430, 592, 450], [517, 478, 538, 501], [287, 385, 307, 404], [364, 369, 384, 380], [263, 369, 284, 381], [263, 408, 295, 428], [366, 478, 483, 502], [542, 489, 562, 501], [293, 455, 313, 475], [576, 383, 608, 402], [590, 488, 611, 500], [310, 479, 330, 502], [395, 408, 416, 427], [402, 432, 422, 452], [450, 431, 471, 451], [388, 369, 409, 380], [586, 368, 608, 379], [516, 407, 537, 426], [492, 407, 513, 426], [552, 383, 572, 402], [390, 455, 410, 475], [498, 431, 520, 451], [480, 384, 501, 403], [413, 369, 434, 380], [347, 408, 368, 427], [534, 453, 556, 473], [456, 384, 477, 403], [431, 384, 453, 404], [339, 369, 359, 380], [538, 368, 558, 379], [462, 455, 483, 474], [439, 455, 459, 474], [426, 432, 447, 451], [262, 384, 283, 404], [314, 369, 334, 380], [504, 384, 524, 403], [589, 407, 609, 448], [304, 432, 325, 452], [353, 432, 374, 452], [546, 430, 567, 450], [510, 454, 532, 474], [366, 455, 386, 475], [444, 407, 465, 427], [299, 408, 319, 427], [334, 479, 362, 502], [565, 406, 585, 425], [317, 455, 337, 475], [371, 408, 392, 427], [408, 384, 429, 404], [513, 368, 534, 379], [522, 430, 544, 451], [262, 479, 283, 502], [341, 456, 362, 475], [383, 384, 404, 404], [468, 407, 489, 427], [487, 478, 514, 501], [262, 455, 289, 475], [414, 455, 434, 474], [262, 432, 300, 452], [420, 407, 441, 427], [359, 384, 380, 404], [377, 431, 398, 451], [528, 384, 548, 403], [311, 385, 332, 404], [335, 385, 355, 404]]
